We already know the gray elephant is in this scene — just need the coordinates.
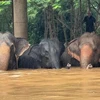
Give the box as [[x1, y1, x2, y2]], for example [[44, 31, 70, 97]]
[[0, 32, 30, 70], [67, 32, 100, 68], [18, 38, 65, 69], [39, 38, 64, 69], [0, 32, 17, 70]]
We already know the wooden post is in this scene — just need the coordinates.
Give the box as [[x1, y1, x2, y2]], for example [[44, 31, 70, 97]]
[[13, 0, 28, 39]]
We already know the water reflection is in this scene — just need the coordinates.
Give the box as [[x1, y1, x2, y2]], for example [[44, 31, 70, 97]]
[[0, 68, 100, 100]]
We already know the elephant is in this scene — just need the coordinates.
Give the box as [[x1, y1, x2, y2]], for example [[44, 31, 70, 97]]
[[67, 32, 100, 68], [0, 32, 30, 70], [39, 38, 65, 69], [0, 32, 17, 70], [14, 37, 30, 69], [18, 38, 65, 69]]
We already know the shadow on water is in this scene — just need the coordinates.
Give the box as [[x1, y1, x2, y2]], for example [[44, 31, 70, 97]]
[[0, 67, 100, 100]]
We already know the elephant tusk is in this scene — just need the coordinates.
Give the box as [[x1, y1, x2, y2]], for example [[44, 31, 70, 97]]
[[86, 64, 93, 69]]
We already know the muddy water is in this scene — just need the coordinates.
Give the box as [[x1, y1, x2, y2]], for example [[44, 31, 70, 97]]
[[0, 68, 100, 100]]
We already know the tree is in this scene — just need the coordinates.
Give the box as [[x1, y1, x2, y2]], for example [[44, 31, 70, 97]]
[[13, 0, 28, 39], [0, 0, 13, 32], [0, 0, 100, 44]]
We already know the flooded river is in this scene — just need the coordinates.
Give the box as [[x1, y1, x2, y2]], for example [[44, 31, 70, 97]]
[[0, 67, 100, 100]]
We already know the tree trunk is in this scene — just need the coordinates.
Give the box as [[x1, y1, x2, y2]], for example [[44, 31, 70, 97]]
[[13, 0, 28, 39], [44, 9, 48, 38], [79, 0, 82, 34], [44, 5, 56, 39], [87, 0, 91, 11], [96, 2, 100, 31], [70, 0, 75, 39]]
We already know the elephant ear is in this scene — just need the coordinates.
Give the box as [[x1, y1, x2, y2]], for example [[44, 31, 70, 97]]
[[15, 38, 30, 57], [68, 38, 80, 56]]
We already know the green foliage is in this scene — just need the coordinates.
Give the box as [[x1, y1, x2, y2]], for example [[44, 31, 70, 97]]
[[0, 1, 12, 32], [0, 0, 99, 44]]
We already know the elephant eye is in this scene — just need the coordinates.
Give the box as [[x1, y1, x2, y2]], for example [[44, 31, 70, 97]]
[[45, 50, 49, 55]]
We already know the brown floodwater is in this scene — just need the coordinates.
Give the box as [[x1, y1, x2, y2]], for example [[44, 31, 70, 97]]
[[0, 67, 100, 100]]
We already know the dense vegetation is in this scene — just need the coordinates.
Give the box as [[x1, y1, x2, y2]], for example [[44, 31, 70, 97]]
[[0, 0, 100, 44]]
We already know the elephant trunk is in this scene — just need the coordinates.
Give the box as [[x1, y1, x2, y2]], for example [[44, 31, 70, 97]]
[[80, 44, 93, 68], [0, 42, 10, 70]]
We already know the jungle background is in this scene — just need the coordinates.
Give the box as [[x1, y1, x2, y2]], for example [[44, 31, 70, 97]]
[[0, 0, 100, 44]]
